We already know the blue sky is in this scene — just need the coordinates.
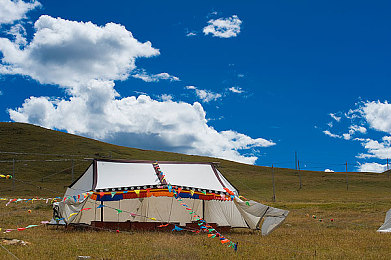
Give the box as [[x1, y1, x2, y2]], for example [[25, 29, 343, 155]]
[[0, 0, 390, 172]]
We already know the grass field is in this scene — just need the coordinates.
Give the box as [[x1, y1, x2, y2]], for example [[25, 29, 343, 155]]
[[1, 122, 391, 259]]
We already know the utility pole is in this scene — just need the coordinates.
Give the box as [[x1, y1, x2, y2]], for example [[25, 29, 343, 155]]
[[387, 158, 389, 180], [298, 160, 302, 190], [295, 152, 298, 171], [345, 161, 349, 191], [12, 158, 15, 190], [272, 164, 276, 202]]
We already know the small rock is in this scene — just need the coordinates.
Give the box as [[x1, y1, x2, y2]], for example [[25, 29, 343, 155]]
[[2, 239, 31, 246]]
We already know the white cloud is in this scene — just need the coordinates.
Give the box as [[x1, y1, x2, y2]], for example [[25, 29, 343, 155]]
[[195, 89, 221, 103], [342, 133, 351, 140], [361, 101, 391, 134], [349, 125, 367, 135], [323, 130, 341, 139], [2, 15, 275, 165], [237, 74, 244, 78], [324, 169, 334, 173], [0, 15, 159, 88], [185, 85, 222, 103], [358, 162, 387, 173], [186, 32, 197, 37], [203, 15, 242, 38], [329, 113, 341, 122], [7, 23, 27, 46], [0, 0, 41, 24], [0, 90, 2, 95], [160, 94, 173, 101], [228, 86, 243, 94], [9, 87, 275, 164], [132, 69, 180, 82], [356, 137, 391, 160]]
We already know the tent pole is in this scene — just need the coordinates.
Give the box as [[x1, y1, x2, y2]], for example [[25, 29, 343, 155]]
[[202, 200, 205, 220], [100, 201, 104, 222]]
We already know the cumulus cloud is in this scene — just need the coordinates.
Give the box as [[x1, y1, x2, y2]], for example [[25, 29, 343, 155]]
[[132, 69, 180, 82], [228, 86, 243, 94], [0, 0, 41, 24], [0, 15, 159, 88], [185, 85, 222, 103], [325, 101, 391, 170], [358, 162, 388, 173], [9, 88, 275, 164], [361, 101, 391, 134], [203, 15, 242, 38], [356, 136, 391, 160], [1, 15, 275, 165], [324, 169, 334, 173]]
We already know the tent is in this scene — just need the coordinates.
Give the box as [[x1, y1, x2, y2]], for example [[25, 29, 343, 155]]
[[51, 159, 289, 235], [378, 209, 391, 233]]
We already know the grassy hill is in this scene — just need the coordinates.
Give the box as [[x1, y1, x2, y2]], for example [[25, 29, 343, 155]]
[[1, 122, 391, 259], [0, 122, 389, 203]]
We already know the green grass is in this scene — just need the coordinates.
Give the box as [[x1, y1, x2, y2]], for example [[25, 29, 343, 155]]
[[0, 122, 391, 259]]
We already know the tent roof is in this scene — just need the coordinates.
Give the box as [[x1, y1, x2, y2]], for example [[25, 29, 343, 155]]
[[70, 159, 237, 194]]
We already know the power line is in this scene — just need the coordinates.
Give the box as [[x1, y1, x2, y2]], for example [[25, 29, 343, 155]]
[[0, 151, 88, 157]]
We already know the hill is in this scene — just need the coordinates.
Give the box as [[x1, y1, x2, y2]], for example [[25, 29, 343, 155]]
[[0, 122, 389, 204]]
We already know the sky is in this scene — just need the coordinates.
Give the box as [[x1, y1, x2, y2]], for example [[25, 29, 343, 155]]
[[0, 0, 390, 172]]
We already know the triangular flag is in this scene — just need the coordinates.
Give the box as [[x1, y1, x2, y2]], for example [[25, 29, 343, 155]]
[[149, 217, 156, 221], [17, 228, 26, 231], [202, 190, 207, 195], [134, 190, 140, 196], [116, 209, 123, 214], [158, 224, 169, 227], [25, 225, 38, 229], [123, 190, 128, 194], [111, 192, 116, 198], [178, 187, 182, 194], [68, 212, 77, 220], [245, 201, 250, 206], [172, 225, 183, 231], [221, 239, 230, 244], [99, 192, 105, 197], [97, 204, 105, 209], [190, 190, 195, 196]]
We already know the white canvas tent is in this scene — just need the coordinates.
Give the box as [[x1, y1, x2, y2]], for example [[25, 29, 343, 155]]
[[378, 209, 391, 233], [51, 159, 288, 235]]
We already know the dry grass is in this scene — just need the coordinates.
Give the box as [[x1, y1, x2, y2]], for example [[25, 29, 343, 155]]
[[1, 199, 391, 259]]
